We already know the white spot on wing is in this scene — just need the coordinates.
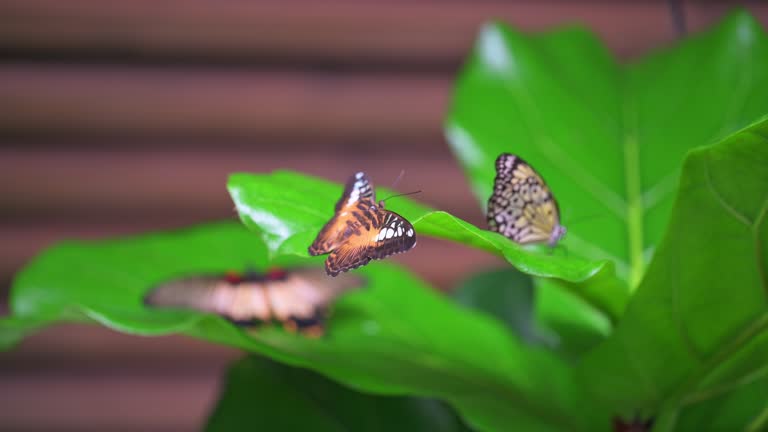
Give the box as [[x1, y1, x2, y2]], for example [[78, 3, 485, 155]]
[[346, 188, 360, 206]]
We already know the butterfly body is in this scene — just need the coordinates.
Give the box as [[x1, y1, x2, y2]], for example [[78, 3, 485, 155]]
[[487, 153, 566, 247], [309, 172, 416, 276]]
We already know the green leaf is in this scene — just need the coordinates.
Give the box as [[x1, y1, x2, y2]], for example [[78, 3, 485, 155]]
[[452, 267, 612, 357], [673, 374, 768, 432], [577, 117, 768, 430], [0, 316, 49, 350], [453, 267, 558, 348], [2, 222, 585, 431], [228, 170, 624, 322], [206, 356, 470, 432], [446, 10, 768, 292], [533, 278, 612, 357]]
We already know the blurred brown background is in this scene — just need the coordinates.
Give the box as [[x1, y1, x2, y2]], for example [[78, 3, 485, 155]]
[[1, 1, 767, 431]]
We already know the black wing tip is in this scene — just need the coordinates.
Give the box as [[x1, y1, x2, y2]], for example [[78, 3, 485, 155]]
[[142, 279, 185, 308], [334, 171, 374, 211], [345, 171, 371, 187], [142, 291, 156, 307]]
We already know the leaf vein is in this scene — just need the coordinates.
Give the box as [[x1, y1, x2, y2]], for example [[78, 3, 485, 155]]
[[703, 157, 753, 227]]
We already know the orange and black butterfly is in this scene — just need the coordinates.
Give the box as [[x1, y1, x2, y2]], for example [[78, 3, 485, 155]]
[[309, 172, 417, 276], [144, 267, 363, 337]]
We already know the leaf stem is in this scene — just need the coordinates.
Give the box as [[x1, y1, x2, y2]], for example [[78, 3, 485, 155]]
[[623, 98, 645, 289]]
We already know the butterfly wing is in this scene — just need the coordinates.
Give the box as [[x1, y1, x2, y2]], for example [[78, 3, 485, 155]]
[[309, 171, 375, 256], [487, 153, 564, 245], [263, 269, 365, 335], [144, 274, 272, 323], [145, 269, 366, 335], [368, 210, 417, 259], [325, 209, 416, 276]]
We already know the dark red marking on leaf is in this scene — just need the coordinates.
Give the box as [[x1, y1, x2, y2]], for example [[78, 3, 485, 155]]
[[612, 415, 654, 432]]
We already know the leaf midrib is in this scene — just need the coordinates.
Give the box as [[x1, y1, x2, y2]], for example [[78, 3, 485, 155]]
[[621, 87, 645, 290]]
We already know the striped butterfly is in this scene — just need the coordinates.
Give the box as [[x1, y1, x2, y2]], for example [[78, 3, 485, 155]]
[[144, 267, 364, 337], [309, 172, 417, 276], [487, 153, 566, 246]]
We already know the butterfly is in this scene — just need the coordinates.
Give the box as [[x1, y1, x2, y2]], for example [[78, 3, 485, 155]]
[[487, 153, 566, 246], [309, 172, 417, 276], [144, 267, 364, 337]]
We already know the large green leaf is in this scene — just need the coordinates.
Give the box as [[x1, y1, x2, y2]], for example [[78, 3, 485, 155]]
[[452, 267, 545, 345], [206, 356, 470, 432], [228, 171, 624, 322], [577, 117, 768, 431], [1, 222, 585, 431], [446, 10, 768, 292]]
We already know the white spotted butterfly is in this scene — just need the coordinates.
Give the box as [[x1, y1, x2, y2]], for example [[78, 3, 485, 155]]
[[309, 172, 417, 276], [487, 153, 566, 246]]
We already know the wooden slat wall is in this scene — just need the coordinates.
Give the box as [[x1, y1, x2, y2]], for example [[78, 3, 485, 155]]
[[1, 1, 766, 431]]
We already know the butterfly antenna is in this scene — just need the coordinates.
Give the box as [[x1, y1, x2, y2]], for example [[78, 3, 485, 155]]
[[667, 0, 686, 38], [389, 169, 406, 190], [380, 190, 422, 203], [377, 170, 420, 207]]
